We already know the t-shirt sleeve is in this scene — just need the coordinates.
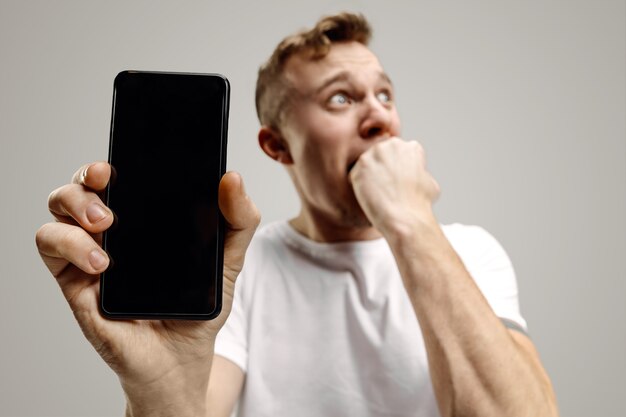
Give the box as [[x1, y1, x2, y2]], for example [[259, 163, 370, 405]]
[[444, 224, 528, 333], [214, 269, 249, 373]]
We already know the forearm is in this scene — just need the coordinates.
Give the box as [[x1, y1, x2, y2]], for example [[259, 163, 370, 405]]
[[384, 215, 558, 417]]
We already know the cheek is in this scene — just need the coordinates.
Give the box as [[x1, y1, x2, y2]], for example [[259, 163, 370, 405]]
[[311, 111, 353, 142], [299, 143, 337, 177], [300, 117, 352, 164], [296, 139, 350, 196], [287, 108, 356, 183]]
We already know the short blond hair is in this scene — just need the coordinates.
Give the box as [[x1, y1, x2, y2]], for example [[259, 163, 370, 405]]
[[255, 12, 372, 129]]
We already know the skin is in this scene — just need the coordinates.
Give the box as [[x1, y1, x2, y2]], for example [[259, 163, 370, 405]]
[[36, 41, 558, 417]]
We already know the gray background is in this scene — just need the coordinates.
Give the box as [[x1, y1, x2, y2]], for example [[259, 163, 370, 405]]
[[1, 0, 624, 416]]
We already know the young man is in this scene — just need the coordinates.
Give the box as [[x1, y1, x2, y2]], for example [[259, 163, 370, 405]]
[[36, 12, 558, 417]]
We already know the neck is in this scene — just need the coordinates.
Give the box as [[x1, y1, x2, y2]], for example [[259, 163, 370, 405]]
[[289, 209, 382, 243]]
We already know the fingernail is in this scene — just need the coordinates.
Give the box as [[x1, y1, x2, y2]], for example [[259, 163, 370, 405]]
[[86, 204, 108, 223], [89, 249, 108, 270], [238, 174, 246, 194], [80, 165, 90, 185]]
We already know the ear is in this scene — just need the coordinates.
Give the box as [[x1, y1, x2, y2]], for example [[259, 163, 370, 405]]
[[258, 126, 294, 165]]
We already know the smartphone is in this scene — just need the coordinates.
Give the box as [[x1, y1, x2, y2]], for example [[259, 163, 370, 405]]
[[100, 70, 229, 320]]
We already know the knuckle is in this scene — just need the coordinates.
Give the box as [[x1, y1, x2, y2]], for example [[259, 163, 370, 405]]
[[35, 223, 52, 250], [47, 187, 62, 208], [253, 208, 262, 226], [48, 183, 74, 207], [431, 177, 441, 194], [360, 149, 374, 163], [50, 183, 93, 216]]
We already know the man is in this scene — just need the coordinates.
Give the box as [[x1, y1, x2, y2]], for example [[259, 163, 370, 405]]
[[36, 12, 558, 417]]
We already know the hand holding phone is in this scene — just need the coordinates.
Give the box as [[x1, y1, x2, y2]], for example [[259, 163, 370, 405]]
[[35, 69, 260, 412], [37, 162, 260, 413]]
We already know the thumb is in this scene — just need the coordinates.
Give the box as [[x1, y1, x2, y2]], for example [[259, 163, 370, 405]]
[[219, 172, 261, 279]]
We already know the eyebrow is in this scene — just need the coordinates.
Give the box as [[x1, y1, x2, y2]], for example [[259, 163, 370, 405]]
[[313, 70, 393, 95]]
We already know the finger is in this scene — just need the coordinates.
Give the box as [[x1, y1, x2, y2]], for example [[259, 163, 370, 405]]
[[36, 222, 109, 277], [431, 176, 442, 201], [218, 172, 261, 277], [71, 161, 111, 191], [48, 184, 114, 233]]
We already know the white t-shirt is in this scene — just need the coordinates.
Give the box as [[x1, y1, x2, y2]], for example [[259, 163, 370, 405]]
[[215, 221, 526, 417]]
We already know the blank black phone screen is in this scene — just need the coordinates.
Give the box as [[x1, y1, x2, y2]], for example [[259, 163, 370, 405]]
[[100, 71, 229, 320]]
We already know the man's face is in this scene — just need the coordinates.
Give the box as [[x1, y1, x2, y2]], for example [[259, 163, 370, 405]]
[[280, 41, 401, 230]]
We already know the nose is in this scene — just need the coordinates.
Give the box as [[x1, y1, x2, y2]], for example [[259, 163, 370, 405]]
[[358, 94, 393, 140]]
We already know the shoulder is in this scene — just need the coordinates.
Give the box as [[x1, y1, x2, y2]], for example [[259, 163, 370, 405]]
[[441, 223, 514, 275], [441, 223, 499, 246], [442, 223, 510, 261], [442, 224, 526, 330]]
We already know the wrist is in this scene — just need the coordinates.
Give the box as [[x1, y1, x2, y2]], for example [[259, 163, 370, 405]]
[[123, 371, 209, 417], [378, 208, 440, 247], [381, 210, 455, 292], [122, 353, 214, 417]]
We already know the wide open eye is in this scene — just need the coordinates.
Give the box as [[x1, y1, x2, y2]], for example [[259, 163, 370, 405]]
[[376, 91, 392, 104], [328, 92, 351, 106]]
